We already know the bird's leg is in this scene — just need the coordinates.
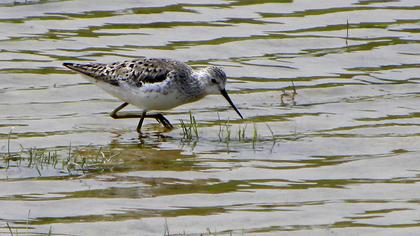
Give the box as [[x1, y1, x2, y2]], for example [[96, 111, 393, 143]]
[[110, 102, 129, 119], [136, 111, 147, 133], [110, 103, 146, 119], [109, 102, 146, 133], [136, 113, 173, 131], [109, 103, 173, 131], [147, 113, 173, 129]]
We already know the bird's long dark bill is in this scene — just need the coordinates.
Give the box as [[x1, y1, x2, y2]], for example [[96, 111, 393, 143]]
[[220, 89, 243, 119]]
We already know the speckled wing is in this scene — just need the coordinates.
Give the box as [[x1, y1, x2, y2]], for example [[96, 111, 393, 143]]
[[63, 58, 192, 87]]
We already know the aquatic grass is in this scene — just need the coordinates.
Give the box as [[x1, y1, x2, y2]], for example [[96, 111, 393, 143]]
[[346, 19, 349, 47], [63, 145, 122, 174], [280, 81, 297, 106], [238, 124, 248, 142], [26, 210, 30, 233], [223, 119, 232, 152], [27, 148, 58, 167], [216, 115, 235, 144], [26, 147, 59, 176], [216, 116, 234, 152], [62, 142, 77, 174], [163, 219, 239, 236], [179, 111, 199, 141], [7, 129, 11, 158], [1, 134, 122, 176], [179, 119, 189, 139], [224, 119, 231, 143], [5, 220, 53, 236], [213, 109, 279, 149], [266, 124, 276, 144], [217, 113, 223, 142], [215, 118, 278, 150], [2, 129, 20, 168], [0, 131, 50, 170], [164, 218, 170, 236], [191, 112, 199, 139], [252, 123, 258, 149]]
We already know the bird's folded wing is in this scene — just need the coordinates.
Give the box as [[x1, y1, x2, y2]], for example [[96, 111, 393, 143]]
[[63, 58, 192, 87]]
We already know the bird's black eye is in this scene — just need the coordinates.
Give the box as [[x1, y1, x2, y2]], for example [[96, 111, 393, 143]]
[[211, 78, 217, 84]]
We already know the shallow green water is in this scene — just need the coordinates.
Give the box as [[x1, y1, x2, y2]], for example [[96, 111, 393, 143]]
[[1, 0, 420, 235]]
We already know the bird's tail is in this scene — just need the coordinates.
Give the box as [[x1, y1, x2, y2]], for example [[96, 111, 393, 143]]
[[63, 62, 119, 86]]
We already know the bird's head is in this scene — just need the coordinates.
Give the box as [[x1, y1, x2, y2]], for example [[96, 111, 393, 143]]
[[203, 65, 243, 119]]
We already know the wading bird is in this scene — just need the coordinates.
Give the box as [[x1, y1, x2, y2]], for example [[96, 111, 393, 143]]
[[63, 58, 243, 132]]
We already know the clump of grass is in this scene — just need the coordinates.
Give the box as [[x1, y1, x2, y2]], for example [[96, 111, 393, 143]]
[[7, 129, 11, 158], [265, 124, 276, 143], [2, 129, 20, 168], [223, 119, 233, 152], [218, 120, 264, 149], [63, 145, 121, 174], [5, 219, 52, 236], [217, 113, 223, 142], [179, 111, 199, 141], [27, 148, 58, 166], [224, 119, 231, 143], [346, 19, 349, 48], [217, 113, 238, 144], [27, 147, 59, 176], [217, 116, 233, 144], [164, 218, 170, 236], [62, 143, 78, 173], [238, 124, 247, 142], [252, 123, 259, 149], [215, 113, 279, 149], [280, 81, 297, 106], [1, 130, 60, 173], [217, 119, 275, 149], [1, 132, 121, 176]]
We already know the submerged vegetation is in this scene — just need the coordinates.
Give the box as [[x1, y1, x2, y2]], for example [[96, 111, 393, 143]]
[[177, 83, 295, 145], [280, 81, 297, 106], [2, 83, 294, 171], [178, 111, 277, 148], [1, 117, 279, 175], [179, 111, 199, 141], [1, 135, 122, 176]]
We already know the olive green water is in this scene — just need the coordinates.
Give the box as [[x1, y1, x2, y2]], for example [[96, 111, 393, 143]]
[[1, 0, 420, 235]]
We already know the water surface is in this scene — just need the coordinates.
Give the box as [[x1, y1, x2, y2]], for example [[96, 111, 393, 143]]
[[1, 0, 420, 235]]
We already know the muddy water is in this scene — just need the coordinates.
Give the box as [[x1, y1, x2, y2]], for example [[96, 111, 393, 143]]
[[1, 0, 420, 235]]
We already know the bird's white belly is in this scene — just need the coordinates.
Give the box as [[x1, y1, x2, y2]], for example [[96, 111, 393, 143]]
[[129, 87, 185, 110], [84, 75, 186, 111]]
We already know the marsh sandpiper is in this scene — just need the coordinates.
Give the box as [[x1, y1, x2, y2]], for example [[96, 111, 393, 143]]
[[63, 57, 243, 133]]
